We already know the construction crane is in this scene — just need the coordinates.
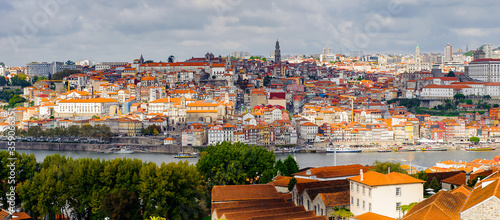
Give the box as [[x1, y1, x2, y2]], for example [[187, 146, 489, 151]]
[[340, 95, 357, 123]]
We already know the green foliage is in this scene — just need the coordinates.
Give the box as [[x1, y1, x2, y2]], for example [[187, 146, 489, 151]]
[[466, 99, 473, 105], [447, 71, 455, 77], [453, 93, 465, 100], [283, 155, 299, 176], [17, 155, 205, 220], [143, 125, 162, 135], [0, 89, 21, 103], [469, 136, 480, 143], [0, 76, 7, 86], [331, 207, 354, 219], [401, 202, 418, 215], [197, 142, 275, 188], [8, 94, 26, 108], [10, 74, 31, 87], [411, 171, 428, 182], [288, 177, 297, 192], [428, 176, 441, 194], [370, 160, 408, 174], [17, 124, 113, 138], [102, 189, 141, 220], [51, 69, 80, 81], [494, 104, 499, 108], [150, 217, 167, 220], [467, 175, 486, 188], [387, 98, 420, 112]]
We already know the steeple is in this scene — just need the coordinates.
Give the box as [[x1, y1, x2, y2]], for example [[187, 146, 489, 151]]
[[275, 39, 281, 63], [139, 54, 144, 64]]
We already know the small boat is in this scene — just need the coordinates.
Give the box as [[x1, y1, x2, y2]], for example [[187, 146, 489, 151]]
[[326, 147, 362, 153], [174, 153, 196, 158], [378, 148, 392, 153], [465, 146, 497, 151], [115, 148, 134, 154], [422, 146, 447, 151]]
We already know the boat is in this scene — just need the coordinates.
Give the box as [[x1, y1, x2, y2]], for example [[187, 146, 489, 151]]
[[174, 153, 196, 158], [465, 146, 497, 151], [115, 148, 134, 154], [377, 148, 392, 153], [422, 146, 447, 151], [326, 147, 362, 153]]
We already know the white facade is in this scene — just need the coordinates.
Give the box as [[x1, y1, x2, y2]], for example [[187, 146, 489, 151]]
[[300, 122, 318, 142], [349, 171, 424, 219], [485, 83, 500, 98], [467, 59, 500, 82], [207, 125, 224, 145], [54, 98, 119, 116], [421, 85, 455, 99]]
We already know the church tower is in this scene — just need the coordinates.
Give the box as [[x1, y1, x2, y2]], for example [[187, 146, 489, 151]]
[[415, 44, 421, 65], [275, 40, 281, 63]]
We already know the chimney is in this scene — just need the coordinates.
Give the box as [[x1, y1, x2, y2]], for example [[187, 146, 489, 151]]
[[360, 169, 364, 181]]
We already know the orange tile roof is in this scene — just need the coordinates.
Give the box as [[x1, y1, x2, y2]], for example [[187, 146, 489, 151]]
[[319, 191, 350, 207], [58, 98, 118, 103], [211, 198, 286, 213], [212, 184, 281, 203], [244, 210, 316, 220], [354, 212, 397, 220], [441, 173, 466, 186], [461, 172, 500, 212], [402, 190, 466, 220], [348, 171, 425, 186], [222, 206, 307, 220]]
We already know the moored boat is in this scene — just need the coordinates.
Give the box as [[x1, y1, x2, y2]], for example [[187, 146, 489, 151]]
[[465, 146, 497, 151], [174, 153, 196, 158], [377, 148, 392, 153], [326, 147, 362, 153], [422, 146, 447, 151], [115, 148, 134, 154]]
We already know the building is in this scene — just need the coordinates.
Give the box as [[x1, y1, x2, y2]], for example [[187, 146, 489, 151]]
[[444, 43, 453, 63], [466, 59, 500, 82], [460, 172, 500, 219], [54, 98, 119, 117], [348, 171, 425, 219], [275, 39, 281, 63], [26, 61, 76, 77]]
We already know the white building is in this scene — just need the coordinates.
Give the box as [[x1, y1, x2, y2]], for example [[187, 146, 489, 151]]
[[300, 122, 318, 143], [420, 84, 467, 99], [466, 59, 500, 82], [485, 82, 500, 98], [348, 171, 425, 219], [54, 98, 119, 117]]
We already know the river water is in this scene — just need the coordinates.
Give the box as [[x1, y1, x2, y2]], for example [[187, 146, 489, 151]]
[[7, 149, 499, 170]]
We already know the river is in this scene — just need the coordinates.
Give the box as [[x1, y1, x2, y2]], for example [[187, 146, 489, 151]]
[[6, 149, 499, 170]]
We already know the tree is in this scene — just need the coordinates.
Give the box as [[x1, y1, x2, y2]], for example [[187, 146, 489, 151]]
[[212, 75, 216, 79], [370, 160, 408, 174], [10, 74, 31, 87], [8, 94, 26, 108], [65, 60, 75, 65], [401, 202, 417, 216], [447, 70, 455, 77], [331, 207, 354, 220], [494, 104, 499, 108], [428, 176, 441, 194], [288, 177, 297, 191], [466, 99, 473, 105], [469, 136, 480, 144], [0, 76, 7, 86], [467, 175, 486, 188], [283, 155, 299, 176], [51, 69, 80, 81], [102, 189, 141, 220], [197, 142, 275, 188], [168, 55, 175, 63], [453, 93, 465, 100], [263, 75, 272, 87]]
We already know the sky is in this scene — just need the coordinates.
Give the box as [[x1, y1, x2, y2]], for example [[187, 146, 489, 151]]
[[1, 0, 500, 67]]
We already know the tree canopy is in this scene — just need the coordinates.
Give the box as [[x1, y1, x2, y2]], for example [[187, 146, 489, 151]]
[[469, 136, 480, 144], [196, 142, 275, 188], [10, 74, 31, 87], [370, 160, 408, 174], [51, 69, 80, 81]]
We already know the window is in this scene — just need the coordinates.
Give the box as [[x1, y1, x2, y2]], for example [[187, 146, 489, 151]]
[[396, 187, 401, 196], [351, 196, 354, 204], [321, 208, 324, 216], [369, 203, 372, 212], [363, 201, 365, 210], [369, 188, 372, 197], [307, 200, 310, 210], [357, 184, 359, 193], [314, 205, 317, 213], [363, 185, 365, 195], [351, 182, 353, 191], [357, 199, 359, 207], [396, 202, 401, 211]]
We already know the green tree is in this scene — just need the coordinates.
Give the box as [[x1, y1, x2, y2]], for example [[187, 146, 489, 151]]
[[467, 175, 486, 188], [401, 202, 417, 216], [263, 75, 272, 87], [288, 177, 297, 191], [411, 171, 428, 182], [454, 93, 465, 100], [0, 76, 7, 86], [51, 69, 80, 81], [447, 70, 455, 77], [102, 188, 141, 220], [494, 104, 499, 108], [370, 160, 408, 174], [283, 155, 299, 176], [331, 207, 354, 220], [197, 142, 275, 188], [466, 99, 473, 105], [469, 136, 480, 144], [8, 94, 26, 108], [428, 176, 441, 194], [10, 74, 31, 87]]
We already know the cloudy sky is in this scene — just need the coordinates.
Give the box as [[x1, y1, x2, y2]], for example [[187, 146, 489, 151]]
[[1, 0, 499, 67]]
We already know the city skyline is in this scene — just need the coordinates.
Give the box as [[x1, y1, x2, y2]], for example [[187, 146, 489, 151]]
[[1, 0, 500, 66]]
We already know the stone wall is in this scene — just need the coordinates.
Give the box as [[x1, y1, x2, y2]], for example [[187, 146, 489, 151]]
[[0, 142, 188, 154], [460, 197, 500, 220]]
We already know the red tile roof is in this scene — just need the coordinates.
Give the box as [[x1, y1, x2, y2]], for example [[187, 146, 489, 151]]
[[348, 171, 425, 186]]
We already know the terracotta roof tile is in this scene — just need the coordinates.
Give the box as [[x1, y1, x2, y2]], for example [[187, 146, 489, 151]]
[[222, 206, 307, 220], [245, 210, 316, 220], [354, 212, 397, 220], [319, 191, 350, 207], [402, 190, 466, 220], [295, 179, 349, 195], [214, 201, 293, 219], [270, 176, 318, 187], [211, 184, 281, 203], [348, 171, 425, 186], [211, 198, 285, 213], [461, 172, 500, 212], [441, 173, 466, 186]]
